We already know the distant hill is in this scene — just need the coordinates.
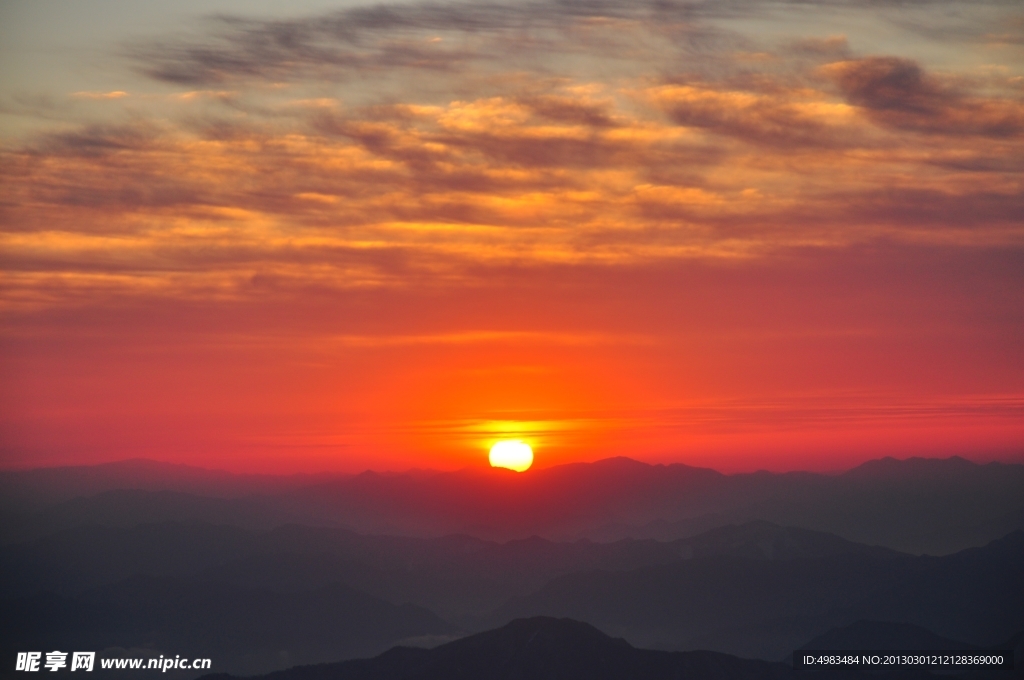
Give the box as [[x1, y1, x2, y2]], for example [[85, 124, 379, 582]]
[[0, 489, 299, 543], [0, 458, 347, 508], [493, 531, 1024, 661], [1, 522, 259, 596], [199, 617, 799, 680], [0, 576, 453, 677], [740, 457, 1024, 555], [269, 455, 1024, 553], [672, 520, 902, 561], [3, 519, 1020, 671], [197, 617, 1010, 680], [5, 455, 1021, 554], [4, 456, 1021, 677], [0, 520, 906, 616]]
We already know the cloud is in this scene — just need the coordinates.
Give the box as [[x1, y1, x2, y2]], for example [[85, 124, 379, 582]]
[[823, 57, 1024, 137], [648, 82, 861, 148], [127, 0, 1017, 89], [71, 91, 130, 99], [2, 0, 1022, 317], [127, 1, 743, 86]]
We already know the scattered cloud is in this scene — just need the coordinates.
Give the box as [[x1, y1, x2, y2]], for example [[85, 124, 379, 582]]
[[71, 90, 130, 99], [823, 57, 1024, 137], [2, 0, 1022, 313]]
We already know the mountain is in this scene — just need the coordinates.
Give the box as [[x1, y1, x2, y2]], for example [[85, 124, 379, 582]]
[[4, 456, 1022, 554], [744, 457, 1024, 555], [673, 520, 901, 561], [270, 457, 729, 541], [492, 531, 1024, 661], [272, 456, 1024, 553], [0, 576, 454, 677], [0, 489, 300, 543], [0, 458, 346, 509], [0, 520, 905, 617], [198, 617, 1011, 680], [4, 456, 1019, 678], [1, 522, 258, 597], [199, 617, 799, 680], [191, 455, 1024, 554]]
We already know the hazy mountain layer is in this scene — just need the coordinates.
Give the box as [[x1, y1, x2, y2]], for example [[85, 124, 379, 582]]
[[494, 532, 1024, 660], [2, 456, 1021, 677], [0, 576, 453, 677], [197, 617, 1013, 680], [199, 617, 797, 680], [0, 520, 903, 619], [4, 456, 1021, 554]]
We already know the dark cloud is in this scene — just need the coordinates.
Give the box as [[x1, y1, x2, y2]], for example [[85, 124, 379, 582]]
[[127, 0, 1011, 88], [837, 187, 1024, 229], [37, 123, 165, 158], [826, 57, 1024, 137], [127, 0, 774, 86], [519, 94, 618, 128], [924, 154, 1024, 174], [785, 35, 850, 59]]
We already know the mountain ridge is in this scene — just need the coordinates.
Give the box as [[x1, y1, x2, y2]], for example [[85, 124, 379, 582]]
[[4, 455, 1022, 553]]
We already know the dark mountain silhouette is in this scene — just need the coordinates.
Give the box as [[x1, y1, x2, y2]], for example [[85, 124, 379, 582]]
[[741, 457, 1024, 555], [6, 455, 1019, 554], [0, 489, 299, 544], [263, 456, 1024, 553], [9, 454, 1024, 557], [0, 519, 905, 617], [675, 520, 901, 561], [0, 576, 453, 677], [199, 617, 800, 680], [0, 458, 346, 509], [7, 519, 1018, 671], [2, 456, 1021, 677], [1, 522, 258, 597], [191, 521, 900, 621], [493, 531, 1024, 661], [197, 617, 1003, 680]]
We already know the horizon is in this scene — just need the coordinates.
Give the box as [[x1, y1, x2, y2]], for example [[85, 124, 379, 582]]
[[3, 451, 1020, 477]]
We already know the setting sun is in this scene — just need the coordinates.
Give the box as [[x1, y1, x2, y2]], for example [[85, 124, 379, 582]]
[[489, 440, 534, 472]]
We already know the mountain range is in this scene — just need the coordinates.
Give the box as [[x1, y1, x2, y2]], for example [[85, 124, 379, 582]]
[[4, 456, 1023, 554], [2, 521, 1021, 674], [2, 455, 1022, 677], [196, 617, 1020, 680]]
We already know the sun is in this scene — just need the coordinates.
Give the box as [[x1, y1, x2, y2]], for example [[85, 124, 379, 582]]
[[488, 440, 533, 472]]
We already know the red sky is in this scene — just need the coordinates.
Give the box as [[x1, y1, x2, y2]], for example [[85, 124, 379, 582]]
[[1, 0, 1023, 473]]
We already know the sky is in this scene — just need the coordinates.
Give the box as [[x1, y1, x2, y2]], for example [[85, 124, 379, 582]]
[[1, 0, 1023, 474]]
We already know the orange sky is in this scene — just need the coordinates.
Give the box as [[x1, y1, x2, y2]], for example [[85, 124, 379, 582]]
[[1, 0, 1023, 473]]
